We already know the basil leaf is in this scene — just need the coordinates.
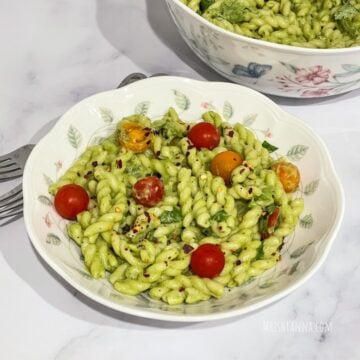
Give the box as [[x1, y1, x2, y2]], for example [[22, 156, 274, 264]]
[[160, 207, 182, 224], [219, 0, 249, 23], [200, 0, 215, 12], [262, 140, 278, 153], [265, 203, 276, 215], [249, 186, 274, 208], [258, 216, 268, 234], [255, 243, 264, 260], [211, 210, 229, 222], [202, 227, 213, 237]]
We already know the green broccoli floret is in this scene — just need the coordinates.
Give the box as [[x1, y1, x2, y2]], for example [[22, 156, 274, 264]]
[[334, 4, 360, 38]]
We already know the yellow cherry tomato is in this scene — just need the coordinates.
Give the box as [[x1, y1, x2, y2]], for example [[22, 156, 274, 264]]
[[272, 161, 300, 193], [119, 123, 152, 153], [210, 150, 243, 184]]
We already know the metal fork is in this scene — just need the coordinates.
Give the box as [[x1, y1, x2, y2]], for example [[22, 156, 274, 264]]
[[0, 145, 34, 225], [0, 144, 34, 181], [0, 72, 163, 226], [0, 184, 23, 224]]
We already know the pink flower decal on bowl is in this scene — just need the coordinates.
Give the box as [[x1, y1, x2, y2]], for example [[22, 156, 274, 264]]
[[301, 89, 331, 97], [295, 66, 330, 85], [276, 62, 360, 97]]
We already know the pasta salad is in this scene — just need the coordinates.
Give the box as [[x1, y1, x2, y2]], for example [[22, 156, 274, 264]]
[[182, 0, 360, 49], [48, 108, 304, 305]]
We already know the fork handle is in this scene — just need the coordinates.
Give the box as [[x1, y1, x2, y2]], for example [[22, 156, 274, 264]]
[[117, 72, 168, 89]]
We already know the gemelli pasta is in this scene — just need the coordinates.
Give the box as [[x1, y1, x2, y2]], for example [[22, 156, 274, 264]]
[[181, 0, 360, 48], [49, 108, 304, 305]]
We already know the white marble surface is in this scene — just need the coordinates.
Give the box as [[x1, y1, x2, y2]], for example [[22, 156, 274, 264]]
[[0, 0, 359, 359]]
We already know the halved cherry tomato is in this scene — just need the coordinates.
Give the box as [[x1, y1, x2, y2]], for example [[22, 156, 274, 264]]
[[54, 184, 89, 220], [210, 150, 243, 184], [190, 244, 225, 278], [267, 207, 280, 228], [119, 122, 152, 153], [133, 176, 164, 207], [188, 122, 220, 150], [272, 161, 300, 193]]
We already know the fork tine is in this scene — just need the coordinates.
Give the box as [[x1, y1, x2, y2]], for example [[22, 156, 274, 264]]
[[0, 161, 18, 170], [0, 169, 23, 180], [0, 189, 23, 208], [0, 212, 23, 226], [0, 199, 23, 215], [0, 206, 23, 220], [0, 156, 11, 163], [0, 184, 23, 203], [0, 166, 21, 174]]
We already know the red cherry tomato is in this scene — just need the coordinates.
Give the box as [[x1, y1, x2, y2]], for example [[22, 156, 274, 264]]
[[133, 176, 164, 207], [54, 184, 89, 220], [188, 122, 220, 150], [267, 207, 280, 228], [190, 244, 225, 278]]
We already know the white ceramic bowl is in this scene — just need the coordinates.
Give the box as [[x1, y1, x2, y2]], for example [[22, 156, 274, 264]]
[[166, 0, 360, 98], [23, 77, 344, 322]]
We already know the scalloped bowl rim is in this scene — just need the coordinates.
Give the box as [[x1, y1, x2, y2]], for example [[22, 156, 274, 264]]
[[23, 76, 345, 322], [169, 0, 360, 55]]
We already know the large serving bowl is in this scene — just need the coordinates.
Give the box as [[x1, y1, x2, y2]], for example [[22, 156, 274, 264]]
[[23, 77, 344, 322], [166, 0, 360, 98]]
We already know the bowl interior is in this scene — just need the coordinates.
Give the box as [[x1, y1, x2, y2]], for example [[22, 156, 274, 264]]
[[23, 77, 344, 321]]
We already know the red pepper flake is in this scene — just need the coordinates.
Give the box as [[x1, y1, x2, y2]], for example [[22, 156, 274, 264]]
[[261, 232, 270, 240], [179, 287, 185, 292], [84, 171, 93, 179], [132, 229, 138, 234], [92, 161, 98, 167], [240, 168, 245, 174], [143, 273, 149, 278], [248, 187, 253, 194], [183, 244, 194, 254], [146, 140, 151, 145], [271, 252, 276, 256], [144, 132, 151, 137], [124, 247, 128, 251], [228, 130, 234, 137], [176, 162, 181, 166], [116, 159, 123, 169], [235, 260, 241, 266]]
